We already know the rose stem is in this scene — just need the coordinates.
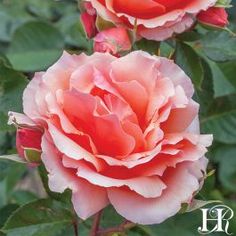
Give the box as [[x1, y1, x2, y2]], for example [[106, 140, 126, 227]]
[[72, 209, 79, 236], [89, 210, 103, 236], [97, 221, 136, 236], [73, 219, 78, 236]]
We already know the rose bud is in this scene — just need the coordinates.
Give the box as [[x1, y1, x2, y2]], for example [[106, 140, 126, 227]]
[[16, 128, 43, 163], [197, 7, 229, 28], [80, 2, 97, 38], [94, 27, 132, 56]]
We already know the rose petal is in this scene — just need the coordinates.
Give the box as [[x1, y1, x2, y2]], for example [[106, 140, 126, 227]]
[[47, 122, 103, 171], [108, 162, 200, 224], [41, 134, 108, 219], [77, 162, 166, 198], [161, 100, 199, 133]]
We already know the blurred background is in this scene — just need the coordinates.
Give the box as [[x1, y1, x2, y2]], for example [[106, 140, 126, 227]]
[[0, 0, 235, 235]]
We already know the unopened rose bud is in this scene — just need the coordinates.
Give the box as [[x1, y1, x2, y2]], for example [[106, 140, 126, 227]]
[[16, 128, 42, 163], [197, 7, 229, 28], [94, 27, 132, 56], [80, 2, 97, 38]]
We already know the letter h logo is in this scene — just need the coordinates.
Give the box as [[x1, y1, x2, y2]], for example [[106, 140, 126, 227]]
[[198, 205, 234, 235]]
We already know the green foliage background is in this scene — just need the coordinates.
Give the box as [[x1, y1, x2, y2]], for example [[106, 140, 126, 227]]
[[0, 0, 235, 235]]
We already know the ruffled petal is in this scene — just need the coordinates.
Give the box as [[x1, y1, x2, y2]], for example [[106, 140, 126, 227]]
[[108, 162, 200, 224], [110, 51, 159, 93], [158, 57, 194, 98], [161, 100, 199, 133], [47, 122, 104, 171], [41, 134, 108, 219], [76, 162, 166, 198]]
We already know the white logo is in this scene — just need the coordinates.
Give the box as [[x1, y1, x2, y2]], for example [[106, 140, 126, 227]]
[[198, 204, 234, 235]]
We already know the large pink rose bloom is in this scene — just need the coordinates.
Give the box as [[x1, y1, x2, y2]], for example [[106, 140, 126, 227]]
[[9, 51, 212, 224], [87, 0, 217, 41]]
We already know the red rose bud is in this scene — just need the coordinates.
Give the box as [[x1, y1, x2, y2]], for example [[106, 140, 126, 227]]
[[94, 27, 132, 56], [197, 7, 229, 28], [16, 128, 43, 163], [80, 2, 98, 38]]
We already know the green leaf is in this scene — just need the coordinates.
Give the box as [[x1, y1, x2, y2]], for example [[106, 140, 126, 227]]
[[25, 0, 62, 21], [194, 58, 214, 116], [0, 6, 32, 44], [2, 199, 75, 236], [0, 11, 13, 42], [175, 42, 204, 89], [10, 190, 38, 205], [7, 21, 65, 72], [0, 154, 26, 164], [100, 206, 123, 228], [202, 31, 236, 62], [218, 60, 236, 89], [0, 112, 14, 132], [0, 59, 28, 113], [77, 221, 91, 236], [0, 160, 26, 207], [177, 31, 202, 42], [0, 133, 9, 156], [5, 163, 26, 196], [56, 13, 91, 50], [0, 204, 19, 228], [213, 145, 236, 192], [0, 160, 12, 181], [26, 0, 78, 21], [202, 108, 236, 144], [135, 39, 160, 55], [160, 42, 174, 58], [205, 59, 236, 98]]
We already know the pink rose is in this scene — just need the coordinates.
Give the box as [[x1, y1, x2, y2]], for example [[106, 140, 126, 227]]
[[9, 51, 212, 224], [94, 27, 132, 56], [86, 0, 217, 41], [80, 2, 98, 38], [197, 7, 229, 28]]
